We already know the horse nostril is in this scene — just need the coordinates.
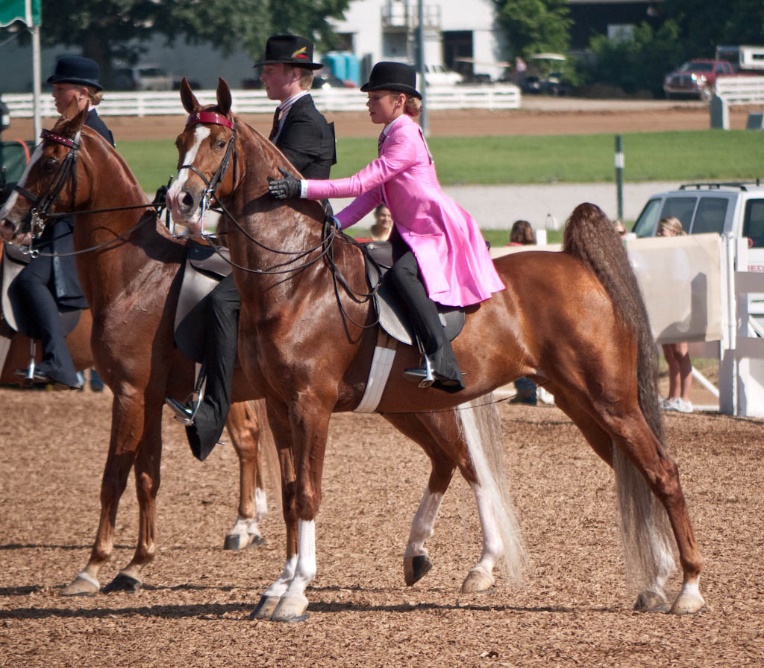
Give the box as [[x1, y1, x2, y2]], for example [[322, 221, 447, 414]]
[[180, 191, 195, 211]]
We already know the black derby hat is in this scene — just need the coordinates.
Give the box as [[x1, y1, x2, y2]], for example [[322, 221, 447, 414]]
[[255, 34, 322, 70], [47, 55, 103, 91], [360, 61, 421, 99]]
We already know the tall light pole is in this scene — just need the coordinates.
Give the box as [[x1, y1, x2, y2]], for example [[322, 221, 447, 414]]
[[417, 0, 428, 135]]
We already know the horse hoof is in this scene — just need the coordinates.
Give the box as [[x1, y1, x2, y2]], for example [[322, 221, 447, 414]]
[[271, 594, 309, 622], [670, 586, 706, 615], [103, 573, 142, 594], [633, 590, 670, 613], [461, 567, 494, 594], [62, 574, 100, 597], [403, 555, 433, 587], [224, 532, 265, 551], [250, 594, 280, 620]]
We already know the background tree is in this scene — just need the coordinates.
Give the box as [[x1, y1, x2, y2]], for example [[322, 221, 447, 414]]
[[492, 0, 572, 58], [35, 0, 350, 86], [662, 0, 764, 58]]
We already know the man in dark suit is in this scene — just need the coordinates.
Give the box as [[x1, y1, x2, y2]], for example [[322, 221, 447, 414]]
[[10, 55, 114, 389], [166, 34, 336, 461]]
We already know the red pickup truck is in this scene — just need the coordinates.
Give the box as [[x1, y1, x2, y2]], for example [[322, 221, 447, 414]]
[[663, 59, 736, 101]]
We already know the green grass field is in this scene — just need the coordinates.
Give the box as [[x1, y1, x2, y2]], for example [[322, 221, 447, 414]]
[[120, 130, 764, 193], [119, 128, 763, 243]]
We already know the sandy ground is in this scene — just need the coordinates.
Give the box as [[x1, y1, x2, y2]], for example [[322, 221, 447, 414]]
[[0, 385, 762, 667]]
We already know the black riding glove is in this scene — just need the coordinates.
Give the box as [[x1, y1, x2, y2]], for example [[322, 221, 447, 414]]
[[153, 184, 168, 208], [268, 167, 301, 200]]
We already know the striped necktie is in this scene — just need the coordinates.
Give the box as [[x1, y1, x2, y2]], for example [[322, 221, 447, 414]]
[[377, 131, 386, 156], [269, 107, 282, 142]]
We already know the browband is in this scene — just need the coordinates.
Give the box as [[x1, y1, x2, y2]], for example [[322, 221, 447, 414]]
[[186, 111, 234, 129], [40, 129, 79, 148]]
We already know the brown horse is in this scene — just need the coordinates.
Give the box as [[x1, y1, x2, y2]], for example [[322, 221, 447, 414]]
[[163, 78, 706, 622], [0, 103, 275, 596]]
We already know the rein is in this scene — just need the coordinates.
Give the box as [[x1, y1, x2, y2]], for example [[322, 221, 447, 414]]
[[12, 128, 162, 259]]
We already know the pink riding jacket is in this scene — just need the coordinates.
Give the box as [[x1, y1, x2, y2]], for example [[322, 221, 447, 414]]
[[303, 114, 505, 307]]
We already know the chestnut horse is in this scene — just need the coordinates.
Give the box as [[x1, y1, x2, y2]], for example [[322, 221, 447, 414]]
[[163, 79, 706, 622], [0, 104, 275, 596]]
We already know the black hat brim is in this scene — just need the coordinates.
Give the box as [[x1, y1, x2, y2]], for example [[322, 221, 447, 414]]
[[360, 82, 421, 100], [254, 59, 323, 70], [47, 74, 103, 91]]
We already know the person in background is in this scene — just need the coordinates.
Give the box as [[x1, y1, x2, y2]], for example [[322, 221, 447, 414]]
[[9, 55, 114, 389], [165, 34, 336, 461], [268, 61, 504, 392], [613, 219, 627, 237], [370, 204, 393, 241], [507, 219, 535, 246], [656, 216, 693, 413], [506, 219, 538, 405]]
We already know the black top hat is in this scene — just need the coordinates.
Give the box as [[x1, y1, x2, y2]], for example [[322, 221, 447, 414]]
[[47, 55, 103, 91], [254, 34, 322, 70], [360, 61, 421, 99]]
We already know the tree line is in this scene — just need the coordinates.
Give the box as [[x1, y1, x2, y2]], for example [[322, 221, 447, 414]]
[[3, 0, 764, 97]]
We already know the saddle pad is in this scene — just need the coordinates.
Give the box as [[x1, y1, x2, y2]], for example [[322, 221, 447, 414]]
[[362, 242, 465, 346], [174, 240, 231, 363], [1, 242, 81, 337], [1, 243, 30, 332]]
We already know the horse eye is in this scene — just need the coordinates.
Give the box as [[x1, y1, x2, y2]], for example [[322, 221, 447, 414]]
[[41, 157, 58, 173], [216, 139, 227, 149]]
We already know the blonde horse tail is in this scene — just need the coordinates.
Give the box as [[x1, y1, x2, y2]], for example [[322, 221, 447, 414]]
[[458, 394, 527, 583], [563, 202, 676, 597]]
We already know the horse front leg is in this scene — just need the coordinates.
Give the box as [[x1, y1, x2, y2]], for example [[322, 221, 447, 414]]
[[222, 400, 267, 551], [254, 395, 330, 622], [62, 393, 147, 596], [250, 399, 300, 621]]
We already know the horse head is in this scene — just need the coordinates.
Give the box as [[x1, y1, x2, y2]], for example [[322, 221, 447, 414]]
[[167, 77, 242, 230], [0, 99, 89, 242]]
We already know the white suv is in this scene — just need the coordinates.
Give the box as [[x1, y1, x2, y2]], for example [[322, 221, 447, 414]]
[[632, 180, 764, 318]]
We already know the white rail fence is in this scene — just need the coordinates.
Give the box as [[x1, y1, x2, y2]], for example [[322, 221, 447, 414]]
[[2, 84, 522, 120], [719, 237, 764, 416], [711, 76, 764, 129]]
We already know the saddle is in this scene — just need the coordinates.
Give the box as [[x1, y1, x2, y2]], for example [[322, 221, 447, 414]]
[[1, 242, 82, 337], [362, 241, 465, 346], [173, 238, 232, 362]]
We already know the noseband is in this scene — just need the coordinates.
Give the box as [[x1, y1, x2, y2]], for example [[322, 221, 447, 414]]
[[13, 129, 81, 239], [179, 111, 238, 221]]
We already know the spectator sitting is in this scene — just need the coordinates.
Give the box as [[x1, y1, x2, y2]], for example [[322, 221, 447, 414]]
[[613, 219, 628, 237], [507, 219, 535, 246], [507, 219, 538, 405], [656, 216, 693, 413], [370, 204, 393, 241]]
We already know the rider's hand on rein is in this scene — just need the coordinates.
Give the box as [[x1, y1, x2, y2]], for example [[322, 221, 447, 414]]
[[268, 167, 301, 200]]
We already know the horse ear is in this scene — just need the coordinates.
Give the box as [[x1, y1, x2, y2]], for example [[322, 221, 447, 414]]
[[58, 99, 88, 135], [216, 78, 232, 115], [180, 77, 201, 114]]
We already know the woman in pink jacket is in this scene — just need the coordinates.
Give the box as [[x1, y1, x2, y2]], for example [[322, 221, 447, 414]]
[[269, 61, 505, 392]]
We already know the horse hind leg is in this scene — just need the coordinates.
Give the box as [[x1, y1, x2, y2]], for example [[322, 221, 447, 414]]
[[382, 412, 453, 587], [554, 389, 704, 614], [223, 400, 270, 550], [387, 395, 526, 594]]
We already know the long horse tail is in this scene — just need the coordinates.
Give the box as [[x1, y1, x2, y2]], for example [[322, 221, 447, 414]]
[[459, 394, 527, 583], [562, 202, 676, 598]]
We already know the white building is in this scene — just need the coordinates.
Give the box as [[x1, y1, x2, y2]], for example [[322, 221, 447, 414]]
[[331, 0, 509, 83]]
